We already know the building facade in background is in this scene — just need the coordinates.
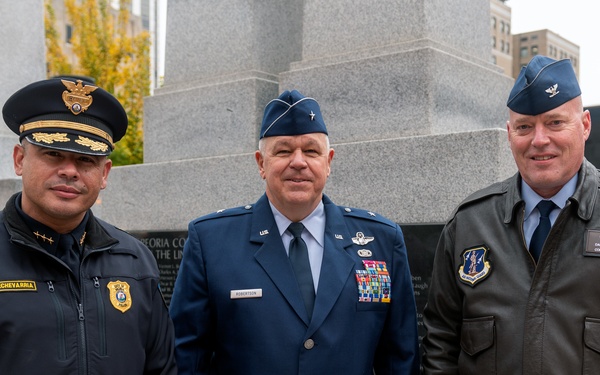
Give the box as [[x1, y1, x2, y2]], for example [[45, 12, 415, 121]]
[[490, 0, 579, 80], [490, 0, 512, 76], [512, 29, 580, 78]]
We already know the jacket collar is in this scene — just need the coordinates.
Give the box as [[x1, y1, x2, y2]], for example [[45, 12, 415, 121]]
[[251, 193, 355, 328], [504, 159, 598, 223], [4, 192, 118, 252]]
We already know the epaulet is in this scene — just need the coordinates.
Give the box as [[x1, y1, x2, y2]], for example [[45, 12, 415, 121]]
[[338, 205, 396, 228], [192, 204, 254, 224], [450, 179, 507, 218]]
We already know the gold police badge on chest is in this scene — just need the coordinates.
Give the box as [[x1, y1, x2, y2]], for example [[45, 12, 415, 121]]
[[107, 281, 132, 313]]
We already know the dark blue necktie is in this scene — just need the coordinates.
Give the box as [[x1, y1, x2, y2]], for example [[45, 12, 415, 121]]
[[288, 222, 315, 319], [58, 233, 81, 284], [529, 200, 556, 262]]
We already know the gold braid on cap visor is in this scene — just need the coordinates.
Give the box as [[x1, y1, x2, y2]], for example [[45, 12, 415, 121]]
[[19, 120, 114, 148]]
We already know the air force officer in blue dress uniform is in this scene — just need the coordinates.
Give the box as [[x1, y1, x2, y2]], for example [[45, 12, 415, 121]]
[[169, 90, 420, 374]]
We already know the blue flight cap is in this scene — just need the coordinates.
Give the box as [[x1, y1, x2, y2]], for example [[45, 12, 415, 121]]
[[259, 90, 328, 139], [507, 55, 581, 115]]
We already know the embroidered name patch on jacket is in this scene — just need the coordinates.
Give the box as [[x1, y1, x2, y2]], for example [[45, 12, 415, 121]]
[[0, 280, 37, 292], [355, 260, 391, 303]]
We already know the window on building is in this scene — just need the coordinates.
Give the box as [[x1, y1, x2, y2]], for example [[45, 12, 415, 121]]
[[520, 36, 528, 42], [506, 23, 510, 35], [531, 35, 538, 40], [492, 36, 496, 48], [520, 47, 528, 58], [500, 21, 505, 33], [66, 24, 72, 44], [491, 16, 496, 29], [501, 40, 505, 52], [531, 45, 539, 56], [506, 42, 510, 54]]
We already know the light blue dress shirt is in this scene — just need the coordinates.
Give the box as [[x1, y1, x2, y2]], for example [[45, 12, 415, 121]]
[[270, 201, 325, 292], [522, 174, 577, 249]]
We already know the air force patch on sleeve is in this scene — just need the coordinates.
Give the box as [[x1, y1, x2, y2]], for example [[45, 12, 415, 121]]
[[458, 246, 491, 286]]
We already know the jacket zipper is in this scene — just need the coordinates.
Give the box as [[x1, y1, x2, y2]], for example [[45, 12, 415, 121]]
[[77, 301, 87, 375], [93, 276, 107, 356], [47, 281, 67, 361]]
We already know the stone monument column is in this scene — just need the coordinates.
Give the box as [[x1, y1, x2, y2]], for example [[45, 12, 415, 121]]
[[0, 0, 45, 197], [143, 0, 304, 163], [96, 0, 516, 230], [272, 0, 517, 223]]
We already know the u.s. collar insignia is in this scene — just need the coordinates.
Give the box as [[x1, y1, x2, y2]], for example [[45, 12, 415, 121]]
[[458, 246, 491, 286], [61, 79, 97, 115], [107, 281, 132, 313], [352, 232, 374, 245], [545, 83, 559, 98]]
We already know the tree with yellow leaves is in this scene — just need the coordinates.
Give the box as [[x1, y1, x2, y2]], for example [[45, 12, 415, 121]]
[[44, 0, 149, 165]]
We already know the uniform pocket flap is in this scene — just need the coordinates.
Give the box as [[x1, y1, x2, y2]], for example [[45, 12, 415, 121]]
[[584, 317, 600, 353], [460, 316, 495, 356]]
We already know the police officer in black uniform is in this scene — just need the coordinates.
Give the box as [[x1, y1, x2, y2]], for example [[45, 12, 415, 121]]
[[0, 77, 176, 374]]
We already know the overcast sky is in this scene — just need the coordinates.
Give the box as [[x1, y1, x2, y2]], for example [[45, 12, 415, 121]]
[[507, 0, 599, 107]]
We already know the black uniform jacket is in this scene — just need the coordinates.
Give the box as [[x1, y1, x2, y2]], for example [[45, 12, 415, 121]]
[[423, 160, 600, 375], [0, 193, 176, 375]]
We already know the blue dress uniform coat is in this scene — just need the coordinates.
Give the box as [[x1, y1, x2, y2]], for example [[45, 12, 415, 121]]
[[0, 194, 177, 375], [170, 194, 420, 374]]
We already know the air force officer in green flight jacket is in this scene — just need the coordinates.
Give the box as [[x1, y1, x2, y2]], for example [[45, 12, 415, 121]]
[[169, 90, 420, 374], [422, 56, 599, 374]]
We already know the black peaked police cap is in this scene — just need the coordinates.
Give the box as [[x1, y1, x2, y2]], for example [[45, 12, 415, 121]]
[[3, 77, 128, 156]]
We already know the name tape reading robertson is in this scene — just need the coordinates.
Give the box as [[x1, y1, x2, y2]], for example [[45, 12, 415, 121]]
[[230, 289, 263, 299]]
